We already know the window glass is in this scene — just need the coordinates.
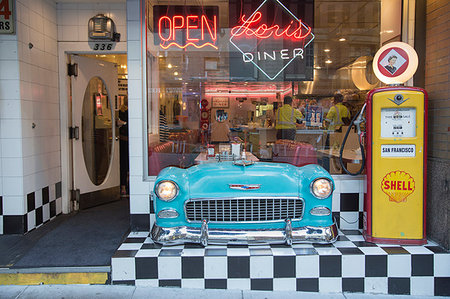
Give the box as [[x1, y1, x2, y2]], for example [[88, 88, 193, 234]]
[[146, 0, 394, 176]]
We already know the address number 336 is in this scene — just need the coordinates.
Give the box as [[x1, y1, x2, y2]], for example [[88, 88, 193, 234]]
[[93, 43, 113, 51]]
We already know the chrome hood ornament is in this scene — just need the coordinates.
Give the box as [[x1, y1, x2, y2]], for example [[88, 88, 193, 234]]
[[229, 184, 261, 190], [233, 159, 254, 166]]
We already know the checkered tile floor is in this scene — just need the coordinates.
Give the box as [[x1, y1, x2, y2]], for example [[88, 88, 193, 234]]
[[111, 230, 450, 295]]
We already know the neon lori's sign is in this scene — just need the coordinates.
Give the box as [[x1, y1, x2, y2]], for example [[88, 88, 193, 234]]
[[231, 11, 312, 41], [228, 0, 315, 81], [153, 6, 219, 50]]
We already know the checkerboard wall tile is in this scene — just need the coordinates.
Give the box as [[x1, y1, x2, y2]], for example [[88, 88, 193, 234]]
[[111, 229, 450, 295], [1, 182, 62, 235]]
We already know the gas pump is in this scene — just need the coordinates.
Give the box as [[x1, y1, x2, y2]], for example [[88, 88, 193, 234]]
[[340, 42, 427, 245]]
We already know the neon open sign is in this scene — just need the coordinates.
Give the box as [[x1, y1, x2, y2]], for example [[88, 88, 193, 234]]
[[153, 6, 218, 50]]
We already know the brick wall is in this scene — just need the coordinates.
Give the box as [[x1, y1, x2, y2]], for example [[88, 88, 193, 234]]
[[424, 0, 450, 249]]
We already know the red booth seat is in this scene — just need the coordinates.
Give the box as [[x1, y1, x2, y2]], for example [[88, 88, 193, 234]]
[[272, 140, 318, 167]]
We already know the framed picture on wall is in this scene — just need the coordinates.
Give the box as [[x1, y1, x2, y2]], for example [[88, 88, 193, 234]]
[[212, 97, 229, 108]]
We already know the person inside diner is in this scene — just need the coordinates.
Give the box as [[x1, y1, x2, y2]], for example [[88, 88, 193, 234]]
[[324, 93, 351, 132], [275, 96, 304, 140]]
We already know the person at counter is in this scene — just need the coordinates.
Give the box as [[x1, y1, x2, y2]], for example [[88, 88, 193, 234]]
[[275, 96, 304, 140], [324, 93, 350, 132]]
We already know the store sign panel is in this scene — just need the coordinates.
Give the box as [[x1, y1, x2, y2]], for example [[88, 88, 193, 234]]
[[153, 5, 219, 50], [0, 0, 14, 34], [229, 0, 314, 81]]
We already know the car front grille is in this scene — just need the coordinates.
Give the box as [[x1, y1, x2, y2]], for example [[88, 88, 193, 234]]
[[185, 197, 304, 222]]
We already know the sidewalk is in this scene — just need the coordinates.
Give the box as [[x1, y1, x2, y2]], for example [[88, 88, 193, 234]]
[[0, 285, 446, 299]]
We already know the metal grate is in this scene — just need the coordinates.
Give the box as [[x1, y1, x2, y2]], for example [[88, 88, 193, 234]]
[[185, 198, 304, 222]]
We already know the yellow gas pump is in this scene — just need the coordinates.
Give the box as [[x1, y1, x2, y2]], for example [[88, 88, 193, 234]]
[[340, 42, 427, 244], [364, 86, 427, 244]]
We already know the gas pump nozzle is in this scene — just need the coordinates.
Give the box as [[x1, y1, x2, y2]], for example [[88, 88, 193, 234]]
[[354, 103, 366, 144]]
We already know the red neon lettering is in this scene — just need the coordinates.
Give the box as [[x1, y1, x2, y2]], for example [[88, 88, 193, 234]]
[[172, 16, 184, 39], [231, 12, 312, 40], [186, 15, 199, 41], [158, 14, 218, 50], [202, 15, 217, 41], [158, 16, 172, 41]]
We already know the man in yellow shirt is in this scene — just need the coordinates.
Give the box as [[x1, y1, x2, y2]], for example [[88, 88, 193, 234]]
[[325, 93, 350, 132], [276, 96, 303, 140]]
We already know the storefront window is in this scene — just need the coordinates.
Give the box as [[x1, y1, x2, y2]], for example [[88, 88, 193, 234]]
[[145, 0, 397, 176]]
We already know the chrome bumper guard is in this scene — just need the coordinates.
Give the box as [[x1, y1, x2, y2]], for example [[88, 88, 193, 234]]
[[151, 219, 338, 246]]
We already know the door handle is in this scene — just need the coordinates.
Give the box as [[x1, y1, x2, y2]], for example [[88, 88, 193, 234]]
[[69, 126, 79, 140], [115, 136, 119, 141]]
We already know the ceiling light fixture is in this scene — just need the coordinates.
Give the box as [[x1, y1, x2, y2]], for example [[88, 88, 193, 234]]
[[325, 60, 332, 64], [167, 63, 173, 68], [324, 49, 330, 52], [339, 38, 346, 42]]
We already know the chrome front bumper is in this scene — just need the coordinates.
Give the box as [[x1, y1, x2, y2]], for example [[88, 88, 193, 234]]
[[151, 219, 338, 246]]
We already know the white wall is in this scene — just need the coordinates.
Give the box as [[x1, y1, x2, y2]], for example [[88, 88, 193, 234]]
[[57, 2, 127, 42], [0, 15, 20, 235], [0, 0, 61, 234], [127, 0, 153, 230]]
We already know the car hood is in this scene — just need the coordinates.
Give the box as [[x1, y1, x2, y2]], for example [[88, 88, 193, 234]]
[[185, 161, 303, 198]]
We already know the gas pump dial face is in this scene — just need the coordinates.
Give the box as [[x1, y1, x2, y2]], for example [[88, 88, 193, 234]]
[[380, 107, 416, 138]]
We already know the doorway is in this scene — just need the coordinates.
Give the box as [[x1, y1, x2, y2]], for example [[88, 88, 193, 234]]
[[69, 54, 128, 210]]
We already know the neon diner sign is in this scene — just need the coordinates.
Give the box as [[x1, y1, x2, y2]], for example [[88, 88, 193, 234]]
[[154, 6, 218, 50], [229, 0, 315, 81]]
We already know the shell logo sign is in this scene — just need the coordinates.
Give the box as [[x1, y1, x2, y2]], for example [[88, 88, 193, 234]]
[[381, 171, 415, 203]]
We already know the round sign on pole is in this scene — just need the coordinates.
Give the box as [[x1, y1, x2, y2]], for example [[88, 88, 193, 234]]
[[373, 42, 418, 85]]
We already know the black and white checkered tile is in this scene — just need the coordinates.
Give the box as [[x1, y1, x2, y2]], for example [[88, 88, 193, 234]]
[[111, 230, 450, 296], [1, 182, 62, 235], [331, 176, 364, 230]]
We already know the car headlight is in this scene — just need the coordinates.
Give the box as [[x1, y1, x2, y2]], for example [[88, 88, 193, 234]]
[[311, 178, 333, 199], [155, 180, 179, 202]]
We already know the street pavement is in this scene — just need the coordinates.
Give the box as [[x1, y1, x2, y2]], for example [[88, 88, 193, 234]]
[[0, 285, 446, 299]]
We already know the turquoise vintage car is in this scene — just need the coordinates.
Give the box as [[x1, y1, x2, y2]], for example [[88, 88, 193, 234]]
[[151, 160, 338, 245]]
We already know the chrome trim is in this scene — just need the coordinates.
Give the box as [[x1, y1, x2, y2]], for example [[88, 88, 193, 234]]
[[183, 197, 305, 224], [229, 184, 261, 190], [151, 221, 338, 245], [310, 206, 331, 216], [155, 180, 179, 202], [157, 209, 179, 219], [285, 218, 293, 246], [233, 159, 254, 166], [310, 178, 333, 199], [200, 220, 208, 247]]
